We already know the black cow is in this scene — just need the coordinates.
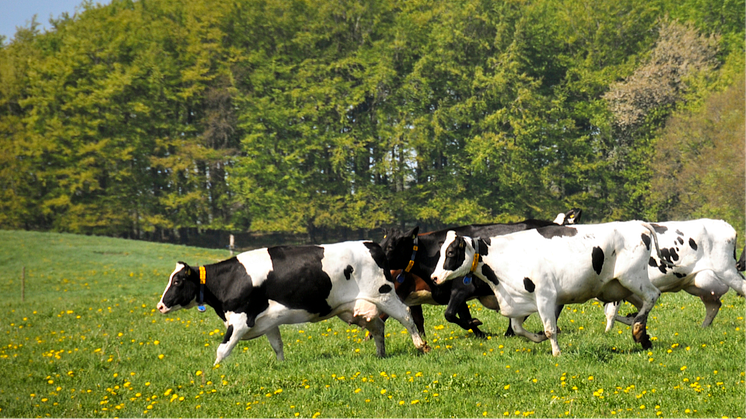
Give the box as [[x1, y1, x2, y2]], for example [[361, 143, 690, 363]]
[[157, 241, 430, 364]]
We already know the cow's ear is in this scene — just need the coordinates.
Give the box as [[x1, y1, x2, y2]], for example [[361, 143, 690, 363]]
[[407, 226, 419, 239], [177, 261, 191, 276]]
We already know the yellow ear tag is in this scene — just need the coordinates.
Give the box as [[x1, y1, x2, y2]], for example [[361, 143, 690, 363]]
[[199, 266, 206, 285]]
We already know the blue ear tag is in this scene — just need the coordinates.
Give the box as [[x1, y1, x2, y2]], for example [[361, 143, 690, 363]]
[[197, 305, 206, 312], [463, 275, 472, 285], [396, 272, 405, 283]]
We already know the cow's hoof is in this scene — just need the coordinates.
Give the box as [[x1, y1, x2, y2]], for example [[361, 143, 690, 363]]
[[469, 318, 483, 327], [472, 329, 487, 339], [419, 344, 432, 354]]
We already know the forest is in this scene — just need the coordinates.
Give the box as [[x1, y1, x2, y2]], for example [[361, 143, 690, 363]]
[[0, 0, 743, 245]]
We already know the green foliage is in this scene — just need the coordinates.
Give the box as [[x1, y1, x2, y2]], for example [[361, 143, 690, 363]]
[[0, 0, 743, 238]]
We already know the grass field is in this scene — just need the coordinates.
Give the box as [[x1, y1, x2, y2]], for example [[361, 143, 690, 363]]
[[0, 229, 744, 418]]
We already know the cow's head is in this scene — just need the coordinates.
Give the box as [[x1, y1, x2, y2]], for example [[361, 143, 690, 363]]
[[157, 262, 200, 314], [431, 231, 473, 285], [380, 226, 419, 270], [554, 208, 583, 226]]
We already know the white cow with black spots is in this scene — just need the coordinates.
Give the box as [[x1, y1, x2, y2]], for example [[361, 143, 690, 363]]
[[157, 241, 430, 365], [604, 219, 746, 330], [431, 221, 670, 356]]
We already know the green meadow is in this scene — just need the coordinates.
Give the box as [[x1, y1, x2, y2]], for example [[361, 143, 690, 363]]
[[0, 230, 743, 418]]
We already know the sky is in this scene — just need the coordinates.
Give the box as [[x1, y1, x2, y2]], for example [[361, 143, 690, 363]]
[[0, 0, 111, 43]]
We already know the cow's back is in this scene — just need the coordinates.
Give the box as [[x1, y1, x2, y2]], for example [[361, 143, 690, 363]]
[[649, 219, 739, 285]]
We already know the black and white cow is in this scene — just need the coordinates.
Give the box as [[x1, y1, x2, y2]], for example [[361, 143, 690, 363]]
[[431, 221, 670, 356], [157, 241, 430, 364], [604, 219, 746, 330], [379, 209, 581, 338]]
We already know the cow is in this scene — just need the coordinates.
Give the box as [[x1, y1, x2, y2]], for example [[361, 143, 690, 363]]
[[603, 219, 746, 330], [378, 209, 582, 338], [156, 241, 430, 365], [430, 221, 671, 356]]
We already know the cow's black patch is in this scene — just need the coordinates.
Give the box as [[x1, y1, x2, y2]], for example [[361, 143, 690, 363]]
[[641, 233, 651, 250], [658, 263, 667, 274], [265, 245, 334, 318], [223, 325, 234, 344], [200, 257, 258, 324], [474, 238, 490, 257], [676, 229, 684, 236], [648, 257, 658, 268], [443, 237, 467, 272], [523, 277, 535, 293], [379, 284, 392, 293], [651, 223, 668, 234], [673, 272, 686, 278], [689, 238, 698, 251], [668, 248, 679, 261], [364, 242, 390, 278], [481, 264, 499, 286], [592, 247, 604, 275], [537, 225, 577, 239], [344, 265, 354, 280], [677, 236, 684, 245]]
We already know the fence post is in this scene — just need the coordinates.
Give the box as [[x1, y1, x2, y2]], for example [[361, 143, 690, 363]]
[[229, 234, 235, 256]]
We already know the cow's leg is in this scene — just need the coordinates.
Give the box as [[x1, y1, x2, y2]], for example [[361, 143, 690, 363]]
[[373, 296, 430, 353], [699, 294, 722, 328], [443, 284, 485, 337], [508, 317, 547, 343], [604, 301, 621, 332], [619, 278, 660, 350], [685, 271, 729, 327], [214, 314, 251, 365], [265, 326, 284, 361], [410, 305, 426, 339], [536, 301, 561, 356], [444, 299, 485, 338], [610, 295, 643, 327], [363, 318, 387, 358]]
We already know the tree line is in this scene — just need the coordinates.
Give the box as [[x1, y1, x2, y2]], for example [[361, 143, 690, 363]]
[[0, 0, 743, 245]]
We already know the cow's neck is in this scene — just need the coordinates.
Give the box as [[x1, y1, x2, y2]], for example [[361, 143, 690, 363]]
[[196, 263, 227, 321], [410, 235, 443, 280]]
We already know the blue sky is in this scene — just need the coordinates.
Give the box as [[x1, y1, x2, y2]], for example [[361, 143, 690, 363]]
[[0, 0, 111, 43]]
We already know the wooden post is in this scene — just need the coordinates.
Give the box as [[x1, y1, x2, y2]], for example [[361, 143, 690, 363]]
[[229, 234, 235, 256], [21, 266, 25, 302]]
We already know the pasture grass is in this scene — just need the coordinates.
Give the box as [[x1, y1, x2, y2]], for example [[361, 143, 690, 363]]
[[0, 229, 744, 418]]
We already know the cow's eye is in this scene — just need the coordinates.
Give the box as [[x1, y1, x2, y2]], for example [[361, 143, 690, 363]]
[[174, 279, 181, 286]]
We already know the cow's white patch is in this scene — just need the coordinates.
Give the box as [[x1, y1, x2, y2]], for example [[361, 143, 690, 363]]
[[236, 249, 273, 287]]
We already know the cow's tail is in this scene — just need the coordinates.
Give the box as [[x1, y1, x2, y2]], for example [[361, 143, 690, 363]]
[[641, 222, 676, 267]]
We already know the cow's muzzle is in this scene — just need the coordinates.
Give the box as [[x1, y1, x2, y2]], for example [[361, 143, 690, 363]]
[[431, 270, 452, 285], [156, 302, 170, 314]]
